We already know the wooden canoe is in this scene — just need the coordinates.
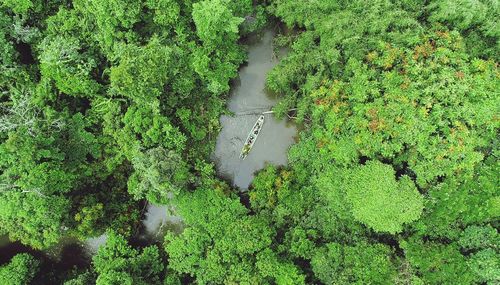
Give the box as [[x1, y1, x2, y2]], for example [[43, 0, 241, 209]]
[[240, 114, 265, 159]]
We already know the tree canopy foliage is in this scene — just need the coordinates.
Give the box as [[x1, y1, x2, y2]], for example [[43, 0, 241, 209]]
[[0, 0, 498, 284], [0, 253, 39, 285], [345, 161, 423, 234], [93, 232, 169, 285]]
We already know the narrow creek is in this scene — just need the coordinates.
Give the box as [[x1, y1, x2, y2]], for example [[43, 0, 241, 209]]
[[0, 27, 296, 275], [213, 28, 297, 190]]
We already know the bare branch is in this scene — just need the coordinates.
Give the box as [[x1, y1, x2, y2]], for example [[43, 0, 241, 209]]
[[0, 183, 47, 198], [0, 91, 65, 136]]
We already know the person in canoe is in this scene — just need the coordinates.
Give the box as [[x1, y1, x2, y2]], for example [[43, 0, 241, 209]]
[[241, 144, 251, 156]]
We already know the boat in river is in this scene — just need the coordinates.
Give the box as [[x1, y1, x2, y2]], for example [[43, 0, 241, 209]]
[[240, 114, 265, 159]]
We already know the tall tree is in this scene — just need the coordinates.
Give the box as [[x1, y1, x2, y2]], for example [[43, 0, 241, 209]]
[[427, 0, 499, 60], [0, 253, 40, 285], [165, 187, 304, 284], [345, 161, 423, 234], [192, 0, 245, 93], [93, 232, 169, 285]]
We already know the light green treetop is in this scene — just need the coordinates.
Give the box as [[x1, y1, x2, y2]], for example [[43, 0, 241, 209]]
[[345, 161, 424, 234]]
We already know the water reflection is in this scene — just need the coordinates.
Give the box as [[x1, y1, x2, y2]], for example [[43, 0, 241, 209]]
[[142, 204, 183, 239], [85, 234, 107, 254]]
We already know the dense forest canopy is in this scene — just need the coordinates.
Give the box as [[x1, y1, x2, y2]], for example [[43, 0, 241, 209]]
[[0, 0, 498, 284]]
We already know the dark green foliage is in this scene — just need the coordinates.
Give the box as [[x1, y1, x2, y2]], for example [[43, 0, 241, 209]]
[[93, 232, 166, 285], [267, 0, 422, 96], [414, 159, 499, 239], [401, 239, 476, 284], [165, 187, 304, 284], [0, 87, 96, 248], [0, 0, 33, 14], [73, 0, 142, 58], [191, 0, 246, 94], [311, 242, 397, 284], [467, 248, 500, 283], [0, 192, 70, 249], [459, 225, 499, 250], [110, 37, 172, 102], [192, 0, 243, 45], [0, 0, 261, 250], [38, 36, 100, 97]]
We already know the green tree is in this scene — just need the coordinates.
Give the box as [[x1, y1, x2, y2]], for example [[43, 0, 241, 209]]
[[345, 161, 423, 234], [0, 11, 17, 68], [286, 31, 498, 188], [467, 249, 499, 283], [457, 224, 499, 283], [256, 249, 305, 285], [427, 0, 499, 59], [0, 0, 33, 14], [0, 253, 40, 285], [93, 232, 166, 285], [112, 104, 186, 156], [127, 147, 190, 203], [73, 0, 141, 57], [192, 0, 243, 45], [101, 102, 190, 203], [0, 89, 92, 248], [267, 0, 422, 96], [38, 35, 100, 97], [165, 188, 300, 284], [401, 239, 476, 285], [144, 0, 180, 28], [414, 159, 499, 239], [110, 37, 172, 104], [459, 225, 499, 250], [0, 191, 70, 249], [192, 0, 245, 93], [311, 242, 397, 284]]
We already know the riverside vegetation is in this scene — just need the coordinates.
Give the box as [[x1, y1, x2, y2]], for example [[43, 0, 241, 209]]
[[0, 0, 498, 284]]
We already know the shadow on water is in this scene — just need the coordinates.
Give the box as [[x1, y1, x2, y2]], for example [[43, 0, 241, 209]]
[[0, 236, 38, 265], [0, 204, 183, 282], [14, 42, 35, 65], [0, 235, 91, 284]]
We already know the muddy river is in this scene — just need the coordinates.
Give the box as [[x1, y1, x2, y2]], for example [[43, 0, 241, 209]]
[[213, 29, 297, 190]]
